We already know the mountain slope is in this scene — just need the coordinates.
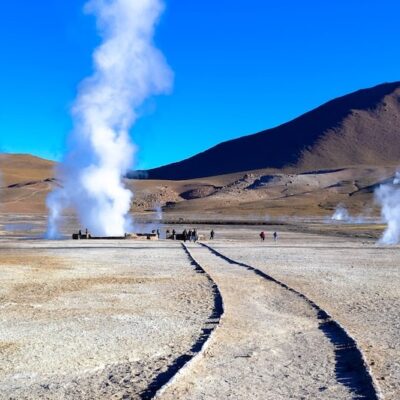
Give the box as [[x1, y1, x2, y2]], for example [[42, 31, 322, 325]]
[[0, 154, 56, 214], [143, 82, 400, 180], [0, 154, 396, 220], [0, 154, 55, 186]]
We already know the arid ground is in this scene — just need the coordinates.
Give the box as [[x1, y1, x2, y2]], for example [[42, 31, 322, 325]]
[[0, 217, 398, 400]]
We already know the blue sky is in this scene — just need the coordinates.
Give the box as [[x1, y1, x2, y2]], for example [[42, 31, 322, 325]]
[[0, 1, 399, 169]]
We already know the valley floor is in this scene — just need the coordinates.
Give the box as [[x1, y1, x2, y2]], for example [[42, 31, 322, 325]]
[[0, 225, 398, 399]]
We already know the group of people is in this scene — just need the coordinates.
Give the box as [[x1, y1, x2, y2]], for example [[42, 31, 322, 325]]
[[182, 229, 198, 242], [259, 231, 278, 242], [166, 228, 215, 241]]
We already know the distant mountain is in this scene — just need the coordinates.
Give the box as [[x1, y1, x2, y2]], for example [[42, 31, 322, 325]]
[[141, 82, 400, 180]]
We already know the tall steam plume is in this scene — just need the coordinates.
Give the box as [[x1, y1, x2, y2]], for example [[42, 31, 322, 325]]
[[375, 171, 400, 245], [47, 0, 172, 238]]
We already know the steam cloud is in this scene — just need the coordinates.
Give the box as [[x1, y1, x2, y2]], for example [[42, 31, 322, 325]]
[[47, 0, 172, 238], [155, 204, 162, 221], [329, 204, 367, 224], [331, 205, 350, 222], [375, 171, 400, 245]]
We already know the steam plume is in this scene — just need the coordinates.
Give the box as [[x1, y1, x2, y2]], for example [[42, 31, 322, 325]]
[[375, 171, 400, 244], [47, 0, 172, 238], [328, 204, 367, 224], [155, 204, 162, 221], [331, 205, 350, 222]]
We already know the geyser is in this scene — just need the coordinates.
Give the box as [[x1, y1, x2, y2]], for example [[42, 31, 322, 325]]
[[47, 0, 172, 238], [376, 171, 400, 245]]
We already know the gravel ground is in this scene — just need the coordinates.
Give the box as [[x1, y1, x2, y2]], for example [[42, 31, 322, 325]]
[[0, 240, 215, 399], [160, 244, 352, 400], [208, 231, 400, 399], [0, 226, 398, 399]]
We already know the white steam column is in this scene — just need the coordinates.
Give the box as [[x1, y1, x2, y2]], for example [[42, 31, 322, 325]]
[[47, 0, 172, 238], [376, 171, 400, 244]]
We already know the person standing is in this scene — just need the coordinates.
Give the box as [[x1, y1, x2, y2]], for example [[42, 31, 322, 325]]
[[273, 231, 278, 242], [210, 230, 215, 240], [260, 231, 265, 241]]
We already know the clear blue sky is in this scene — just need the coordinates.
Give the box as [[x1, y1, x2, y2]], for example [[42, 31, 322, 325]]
[[0, 1, 399, 169]]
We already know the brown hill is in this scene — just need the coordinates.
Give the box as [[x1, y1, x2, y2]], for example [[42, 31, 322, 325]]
[[0, 154, 56, 213], [0, 153, 395, 221], [143, 82, 400, 180], [0, 153, 55, 186]]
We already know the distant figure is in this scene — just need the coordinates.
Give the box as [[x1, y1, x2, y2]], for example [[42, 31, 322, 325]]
[[210, 230, 215, 240], [156, 229, 160, 239], [172, 229, 176, 240], [188, 229, 193, 242], [78, 230, 82, 239], [183, 229, 188, 242], [260, 231, 265, 241], [273, 231, 278, 242], [193, 229, 198, 242]]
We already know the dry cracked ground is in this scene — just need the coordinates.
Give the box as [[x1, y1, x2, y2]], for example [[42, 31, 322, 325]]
[[0, 227, 399, 399]]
